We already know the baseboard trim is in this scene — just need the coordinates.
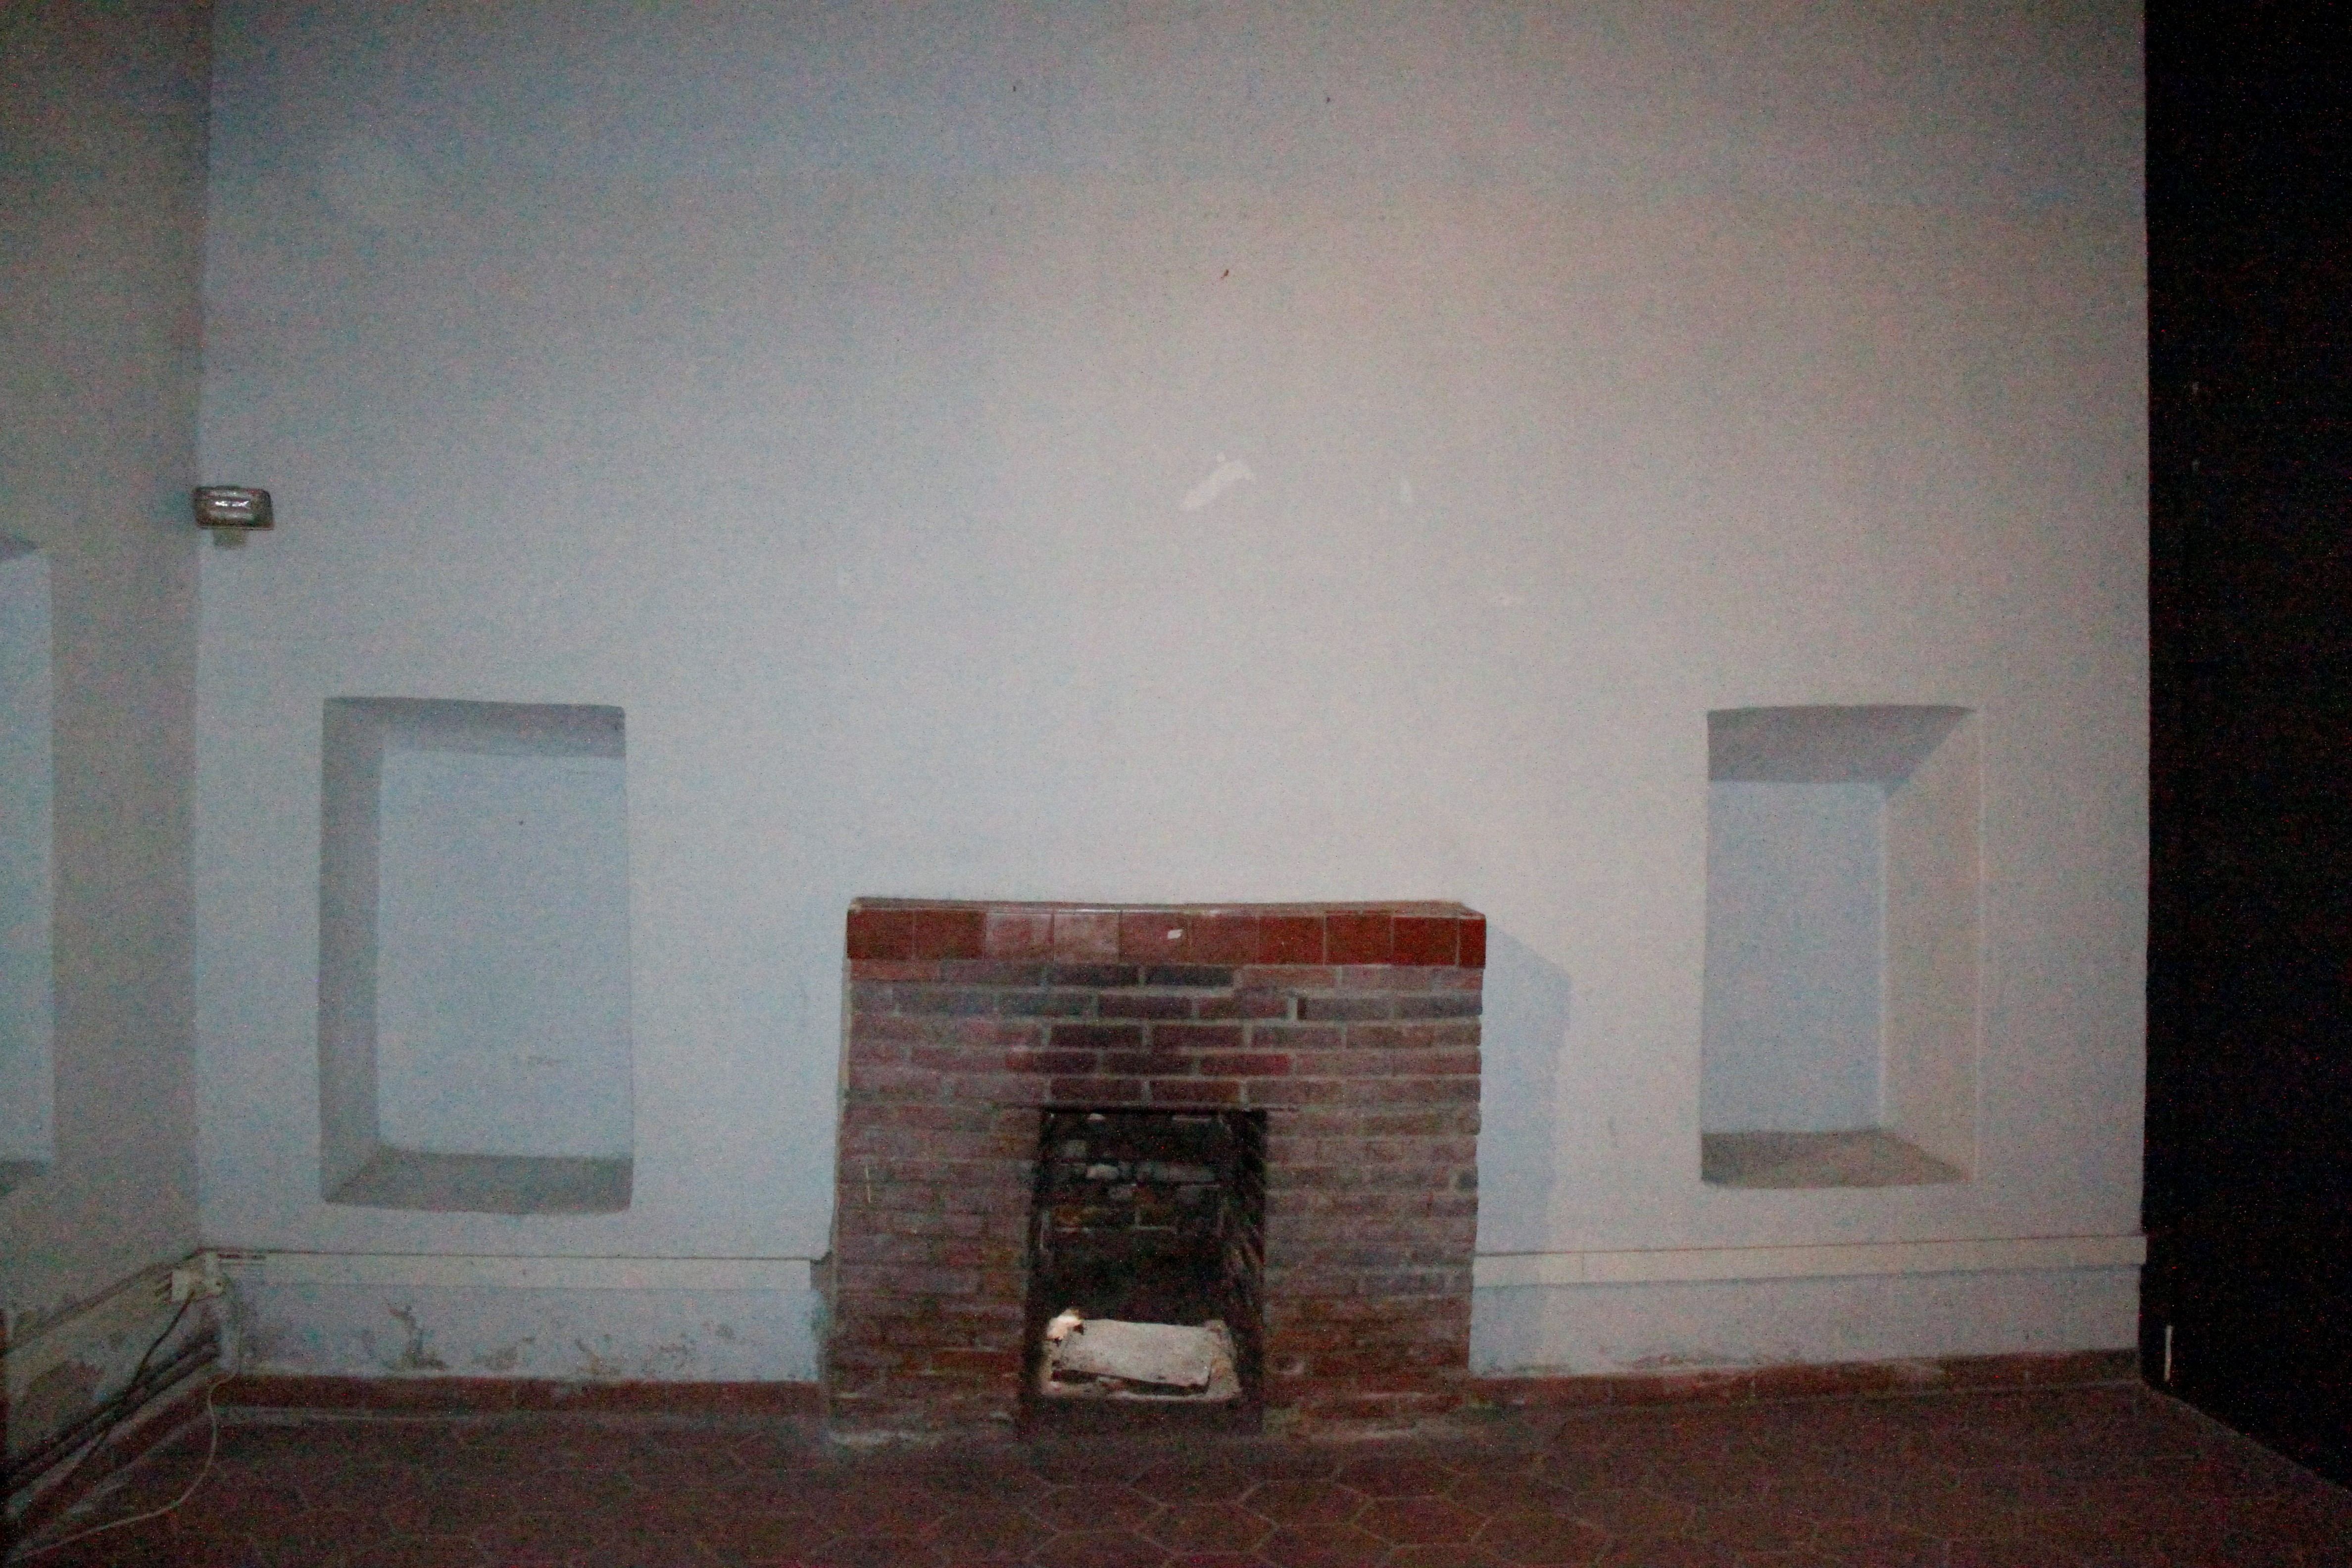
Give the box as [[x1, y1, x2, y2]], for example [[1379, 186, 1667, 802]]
[[1473, 1348, 2141, 1410], [208, 1350, 2136, 1423], [215, 1374, 824, 1417], [1472, 1233, 2147, 1288]]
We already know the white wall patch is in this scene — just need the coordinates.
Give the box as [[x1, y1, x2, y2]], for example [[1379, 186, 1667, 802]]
[[1180, 456, 1255, 512]]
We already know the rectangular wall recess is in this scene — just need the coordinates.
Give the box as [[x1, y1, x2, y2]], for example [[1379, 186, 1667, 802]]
[[319, 698, 632, 1214], [0, 538, 54, 1195], [1701, 706, 1979, 1188]]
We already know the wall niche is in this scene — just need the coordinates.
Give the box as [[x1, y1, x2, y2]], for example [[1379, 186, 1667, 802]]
[[319, 698, 632, 1214], [1701, 705, 1979, 1188], [0, 538, 53, 1195]]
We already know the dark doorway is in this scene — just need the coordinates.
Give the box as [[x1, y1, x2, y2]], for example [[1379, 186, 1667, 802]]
[[2145, 0, 2352, 1487]]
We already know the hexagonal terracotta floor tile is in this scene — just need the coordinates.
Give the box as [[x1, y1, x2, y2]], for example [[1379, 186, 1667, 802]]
[[1588, 1539, 1741, 1568], [1474, 1510, 1610, 1566], [1547, 1486, 1696, 1537], [1130, 1459, 1261, 1505], [802, 1532, 953, 1568], [1358, 1495, 1484, 1545], [1027, 1526, 1173, 1568], [926, 1499, 1062, 1559], [1142, 1501, 1276, 1554], [1242, 1479, 1367, 1526], [1386, 1547, 1509, 1568], [1255, 1520, 1392, 1568], [1024, 1482, 1166, 1533], [1332, 1452, 1461, 1498]]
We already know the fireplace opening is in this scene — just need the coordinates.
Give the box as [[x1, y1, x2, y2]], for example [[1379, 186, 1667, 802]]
[[1021, 1108, 1266, 1430]]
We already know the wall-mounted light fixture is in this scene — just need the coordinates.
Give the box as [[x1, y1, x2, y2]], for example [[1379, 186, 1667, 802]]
[[192, 486, 273, 530]]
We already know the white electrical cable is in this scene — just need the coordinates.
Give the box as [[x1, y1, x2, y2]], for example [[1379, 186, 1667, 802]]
[[10, 1378, 222, 1563]]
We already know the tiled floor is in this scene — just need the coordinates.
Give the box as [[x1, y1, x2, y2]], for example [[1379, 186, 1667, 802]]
[[16, 1383, 2351, 1567]]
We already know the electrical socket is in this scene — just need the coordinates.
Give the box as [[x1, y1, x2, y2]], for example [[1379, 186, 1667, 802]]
[[168, 1253, 226, 1304]]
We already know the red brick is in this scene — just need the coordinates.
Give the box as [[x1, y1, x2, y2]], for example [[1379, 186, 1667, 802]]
[[997, 991, 1090, 1019], [982, 908, 1055, 958], [847, 907, 915, 961], [907, 1044, 993, 1073], [1335, 1078, 1478, 1105], [926, 1347, 1023, 1376], [1105, 1051, 1192, 1075], [1333, 966, 1467, 990], [1257, 916, 1326, 964], [1395, 995, 1482, 1020], [945, 1072, 1051, 1102], [1004, 1050, 1098, 1074], [858, 1101, 1003, 1132], [1242, 1078, 1351, 1107], [1300, 996, 1394, 1022], [1144, 963, 1236, 987], [1119, 910, 1190, 961], [863, 1156, 1028, 1189], [858, 1015, 1044, 1047], [1196, 991, 1289, 1020], [1271, 1136, 1477, 1168], [1248, 1024, 1343, 1051], [1099, 993, 1195, 1019], [1301, 1049, 1480, 1078], [1188, 913, 1261, 963], [1052, 1076, 1142, 1102], [836, 1231, 956, 1265], [1284, 1108, 1478, 1138], [956, 958, 1061, 985], [1050, 1023, 1145, 1049], [1052, 908, 1121, 958], [845, 1063, 938, 1098], [1390, 916, 1459, 967], [1326, 911, 1394, 964], [912, 907, 986, 959], [1048, 961, 1136, 986], [1239, 964, 1336, 989], [892, 987, 998, 1017], [1149, 1023, 1244, 1050], [1459, 917, 1486, 968], [869, 1209, 988, 1240], [1148, 1078, 1240, 1104], [1338, 1023, 1439, 1050], [1282, 1346, 1462, 1378], [835, 1263, 981, 1296], [849, 958, 951, 981], [842, 1125, 997, 1161], [1195, 1052, 1292, 1077], [1264, 1293, 1464, 1326]]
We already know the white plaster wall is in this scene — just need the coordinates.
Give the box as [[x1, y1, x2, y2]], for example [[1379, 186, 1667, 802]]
[[1700, 782, 1885, 1133], [229, 1282, 817, 1384], [0, 0, 209, 1333], [193, 0, 2145, 1373], [375, 747, 632, 1159], [0, 544, 56, 1176], [1472, 1267, 2141, 1377]]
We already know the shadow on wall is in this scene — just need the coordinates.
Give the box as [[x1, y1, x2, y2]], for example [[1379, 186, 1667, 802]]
[[1476, 930, 1571, 1256]]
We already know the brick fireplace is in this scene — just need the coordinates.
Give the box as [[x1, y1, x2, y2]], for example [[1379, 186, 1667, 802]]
[[826, 899, 1485, 1435]]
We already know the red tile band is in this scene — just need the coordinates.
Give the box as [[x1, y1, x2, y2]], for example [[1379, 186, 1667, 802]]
[[851, 903, 1488, 971]]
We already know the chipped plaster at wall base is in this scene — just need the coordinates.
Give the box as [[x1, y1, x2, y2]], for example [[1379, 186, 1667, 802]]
[[4, 1258, 215, 1463], [1468, 1265, 2140, 1377], [229, 1282, 821, 1383]]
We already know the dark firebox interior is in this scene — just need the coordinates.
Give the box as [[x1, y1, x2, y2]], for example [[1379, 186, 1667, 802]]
[[1022, 1108, 1266, 1426]]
